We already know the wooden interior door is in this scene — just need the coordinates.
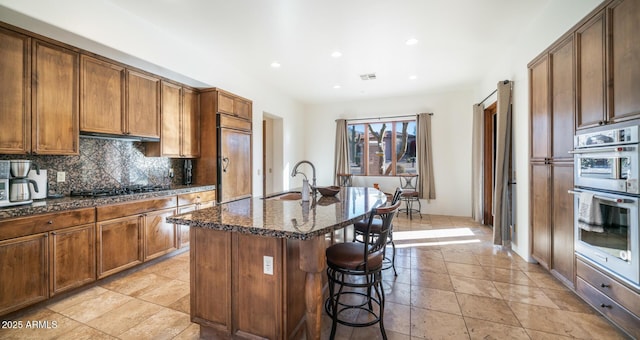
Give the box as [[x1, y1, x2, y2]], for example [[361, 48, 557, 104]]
[[483, 102, 497, 226], [220, 128, 252, 202]]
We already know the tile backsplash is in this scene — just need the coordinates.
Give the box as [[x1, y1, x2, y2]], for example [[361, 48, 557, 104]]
[[0, 138, 185, 195]]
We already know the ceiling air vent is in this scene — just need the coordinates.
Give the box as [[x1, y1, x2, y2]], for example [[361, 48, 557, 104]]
[[360, 73, 377, 80]]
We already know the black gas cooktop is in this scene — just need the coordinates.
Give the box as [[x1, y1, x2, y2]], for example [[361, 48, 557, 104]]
[[69, 185, 171, 198]]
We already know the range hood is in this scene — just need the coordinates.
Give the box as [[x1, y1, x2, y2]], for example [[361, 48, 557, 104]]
[[80, 132, 160, 142]]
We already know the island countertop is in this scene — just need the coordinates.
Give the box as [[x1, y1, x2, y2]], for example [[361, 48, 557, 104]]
[[167, 186, 387, 240]]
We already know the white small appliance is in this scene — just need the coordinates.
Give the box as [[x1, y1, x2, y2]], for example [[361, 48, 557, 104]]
[[28, 169, 47, 199]]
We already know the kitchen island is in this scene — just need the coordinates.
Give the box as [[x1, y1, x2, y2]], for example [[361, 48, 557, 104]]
[[167, 187, 386, 340]]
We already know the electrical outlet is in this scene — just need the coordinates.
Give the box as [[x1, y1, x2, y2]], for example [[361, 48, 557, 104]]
[[168, 168, 174, 178], [56, 171, 66, 183], [263, 256, 273, 275]]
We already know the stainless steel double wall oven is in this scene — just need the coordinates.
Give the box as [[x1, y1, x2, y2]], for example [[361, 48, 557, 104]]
[[571, 121, 640, 289]]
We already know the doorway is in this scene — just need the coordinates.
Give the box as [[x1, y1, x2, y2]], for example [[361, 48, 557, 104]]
[[262, 113, 284, 196], [483, 102, 497, 226]]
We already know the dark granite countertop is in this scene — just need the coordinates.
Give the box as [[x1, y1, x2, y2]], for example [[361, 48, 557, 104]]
[[167, 187, 387, 240], [0, 185, 217, 220]]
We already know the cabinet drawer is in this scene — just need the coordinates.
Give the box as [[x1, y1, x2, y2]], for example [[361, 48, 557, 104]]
[[0, 208, 95, 241], [178, 190, 217, 206], [576, 277, 640, 339], [577, 258, 640, 316], [219, 115, 251, 131], [97, 196, 177, 221]]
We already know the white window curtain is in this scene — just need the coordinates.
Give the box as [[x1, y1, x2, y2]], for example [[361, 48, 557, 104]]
[[333, 119, 349, 186], [416, 113, 435, 200], [493, 81, 513, 246], [471, 104, 484, 223]]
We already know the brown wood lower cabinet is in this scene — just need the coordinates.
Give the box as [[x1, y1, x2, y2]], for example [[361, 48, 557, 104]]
[[0, 208, 96, 315], [177, 190, 216, 249], [191, 228, 305, 339], [576, 258, 640, 339], [97, 215, 144, 279], [50, 224, 96, 295], [96, 197, 177, 279], [144, 208, 178, 261], [0, 233, 49, 315]]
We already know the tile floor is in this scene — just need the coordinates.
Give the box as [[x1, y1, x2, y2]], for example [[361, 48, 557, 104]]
[[0, 214, 629, 339]]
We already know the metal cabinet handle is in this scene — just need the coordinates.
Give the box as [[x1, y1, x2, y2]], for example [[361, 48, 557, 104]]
[[600, 303, 612, 309], [47, 220, 53, 224], [222, 157, 230, 173], [601, 283, 610, 288]]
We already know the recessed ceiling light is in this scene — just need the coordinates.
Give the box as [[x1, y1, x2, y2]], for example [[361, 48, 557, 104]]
[[331, 51, 342, 58], [270, 61, 281, 68], [409, 75, 418, 80], [333, 85, 341, 89], [405, 38, 418, 46]]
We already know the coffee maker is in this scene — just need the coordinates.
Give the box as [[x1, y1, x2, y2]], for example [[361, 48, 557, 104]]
[[0, 160, 40, 207]]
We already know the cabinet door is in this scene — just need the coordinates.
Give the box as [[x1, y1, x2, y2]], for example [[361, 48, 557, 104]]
[[80, 55, 124, 135], [0, 27, 30, 154], [50, 224, 96, 295], [182, 88, 200, 157], [0, 233, 48, 315], [144, 208, 177, 260], [219, 128, 252, 203], [235, 99, 252, 121], [608, 0, 640, 122], [127, 70, 160, 138], [529, 55, 550, 161], [530, 163, 551, 269], [551, 163, 575, 287], [576, 10, 607, 130], [178, 205, 197, 248], [550, 36, 575, 161], [218, 92, 235, 115], [32, 40, 79, 155], [97, 215, 143, 278], [160, 81, 182, 157]]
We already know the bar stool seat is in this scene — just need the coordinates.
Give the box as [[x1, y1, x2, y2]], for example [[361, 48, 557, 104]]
[[325, 200, 402, 340], [353, 188, 402, 276], [326, 243, 384, 270]]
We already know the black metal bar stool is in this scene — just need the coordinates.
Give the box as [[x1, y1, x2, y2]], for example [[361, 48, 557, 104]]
[[324, 200, 402, 340], [352, 188, 403, 276], [399, 173, 422, 219], [336, 173, 353, 186]]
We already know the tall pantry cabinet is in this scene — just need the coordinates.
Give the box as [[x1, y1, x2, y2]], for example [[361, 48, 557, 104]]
[[195, 88, 253, 203], [529, 34, 576, 288]]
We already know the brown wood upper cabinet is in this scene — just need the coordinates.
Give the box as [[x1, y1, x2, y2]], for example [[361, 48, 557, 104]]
[[576, 0, 640, 129], [80, 56, 160, 139], [217, 90, 252, 121], [145, 81, 199, 158], [32, 40, 80, 155], [0, 27, 31, 154], [0, 30, 79, 155]]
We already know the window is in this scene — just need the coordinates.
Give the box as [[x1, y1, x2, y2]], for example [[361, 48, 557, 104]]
[[348, 119, 417, 176]]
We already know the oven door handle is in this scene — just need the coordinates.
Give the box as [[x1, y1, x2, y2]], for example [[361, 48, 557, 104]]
[[568, 190, 633, 203], [569, 146, 635, 154]]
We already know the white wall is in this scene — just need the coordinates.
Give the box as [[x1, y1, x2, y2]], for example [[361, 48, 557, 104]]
[[304, 88, 475, 217], [475, 0, 603, 260], [0, 0, 307, 198]]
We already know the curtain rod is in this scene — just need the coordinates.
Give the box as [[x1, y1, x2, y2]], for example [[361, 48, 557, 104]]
[[340, 113, 433, 123], [477, 80, 510, 105]]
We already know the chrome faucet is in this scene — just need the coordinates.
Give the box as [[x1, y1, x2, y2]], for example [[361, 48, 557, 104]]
[[291, 160, 317, 197]]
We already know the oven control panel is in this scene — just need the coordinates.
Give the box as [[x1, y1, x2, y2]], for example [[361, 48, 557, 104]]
[[575, 125, 638, 148]]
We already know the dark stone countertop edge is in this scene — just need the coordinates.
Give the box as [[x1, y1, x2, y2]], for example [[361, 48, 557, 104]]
[[0, 185, 217, 220], [166, 214, 364, 240]]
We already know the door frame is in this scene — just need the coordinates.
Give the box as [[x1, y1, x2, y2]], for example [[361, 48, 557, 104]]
[[483, 102, 497, 226]]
